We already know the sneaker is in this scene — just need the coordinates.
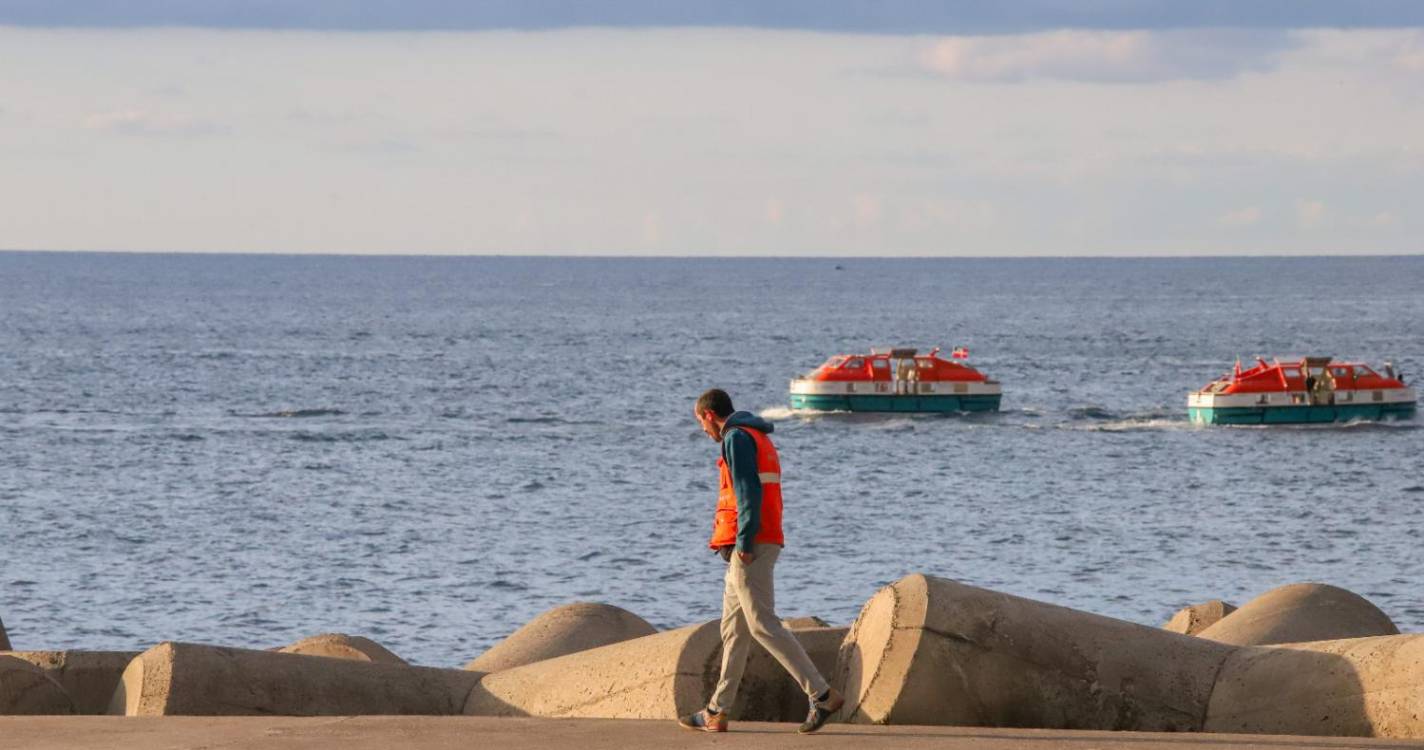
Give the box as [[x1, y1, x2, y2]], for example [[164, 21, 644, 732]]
[[678, 707, 728, 733], [797, 688, 844, 734]]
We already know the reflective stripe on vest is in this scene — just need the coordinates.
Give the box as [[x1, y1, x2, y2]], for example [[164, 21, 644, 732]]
[[709, 426, 785, 549]]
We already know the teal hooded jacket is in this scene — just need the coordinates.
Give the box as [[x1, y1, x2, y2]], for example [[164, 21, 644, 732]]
[[718, 410, 776, 554]]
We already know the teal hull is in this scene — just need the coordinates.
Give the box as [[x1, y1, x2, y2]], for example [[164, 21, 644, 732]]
[[790, 393, 1001, 413], [1189, 402, 1416, 425]]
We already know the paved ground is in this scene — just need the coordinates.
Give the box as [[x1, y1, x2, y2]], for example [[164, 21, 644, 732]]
[[3, 717, 1424, 750]]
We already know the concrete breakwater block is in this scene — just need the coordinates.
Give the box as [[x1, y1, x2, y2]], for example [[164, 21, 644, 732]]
[[835, 574, 1239, 730], [767, 627, 847, 719], [783, 616, 830, 629], [1163, 600, 1237, 636], [1197, 583, 1398, 646], [0, 615, 10, 651], [0, 655, 74, 715], [279, 634, 406, 665], [109, 642, 484, 716], [465, 621, 815, 721], [464, 602, 657, 673], [465, 622, 721, 720], [1205, 634, 1424, 738], [794, 627, 846, 683], [5, 651, 138, 715]]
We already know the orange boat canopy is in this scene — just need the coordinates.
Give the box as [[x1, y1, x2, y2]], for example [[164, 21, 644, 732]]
[[1199, 357, 1407, 394], [804, 347, 988, 384]]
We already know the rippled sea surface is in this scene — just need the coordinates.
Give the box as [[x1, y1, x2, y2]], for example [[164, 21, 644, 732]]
[[2, 252, 1421, 666]]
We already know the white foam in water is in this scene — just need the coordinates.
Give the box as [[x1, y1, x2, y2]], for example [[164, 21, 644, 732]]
[[1073, 418, 1200, 433]]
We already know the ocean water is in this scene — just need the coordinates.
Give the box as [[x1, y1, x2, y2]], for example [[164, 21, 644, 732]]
[[1, 251, 1421, 667]]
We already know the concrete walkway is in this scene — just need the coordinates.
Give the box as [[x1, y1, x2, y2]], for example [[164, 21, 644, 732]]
[[3, 717, 1423, 750]]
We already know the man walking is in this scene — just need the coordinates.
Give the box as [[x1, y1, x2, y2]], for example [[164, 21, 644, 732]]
[[679, 388, 843, 734]]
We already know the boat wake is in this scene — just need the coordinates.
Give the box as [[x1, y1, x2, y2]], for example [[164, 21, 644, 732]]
[[1069, 417, 1197, 433], [1060, 407, 1192, 432], [762, 409, 1004, 435], [762, 403, 1415, 433], [757, 407, 802, 421], [1335, 418, 1419, 431], [1219, 419, 1420, 432], [233, 408, 348, 419], [1067, 406, 1117, 421]]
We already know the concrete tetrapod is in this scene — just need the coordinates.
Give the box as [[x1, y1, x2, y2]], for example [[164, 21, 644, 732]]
[[0, 615, 9, 651], [769, 627, 848, 720], [464, 602, 656, 673], [1163, 601, 1237, 636], [1196, 583, 1398, 646], [793, 627, 846, 684], [835, 574, 1240, 730], [0, 655, 74, 715], [464, 621, 826, 722], [5, 651, 138, 715], [279, 634, 406, 665], [109, 642, 484, 716], [1205, 634, 1424, 738], [465, 622, 721, 720]]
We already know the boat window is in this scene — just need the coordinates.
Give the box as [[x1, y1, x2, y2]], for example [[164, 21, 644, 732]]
[[821, 356, 846, 369], [844, 358, 864, 370], [917, 360, 932, 369], [872, 359, 889, 369], [1330, 367, 1349, 377], [1354, 366, 1376, 378]]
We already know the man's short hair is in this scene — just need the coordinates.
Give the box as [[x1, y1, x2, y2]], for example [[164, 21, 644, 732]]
[[696, 388, 735, 418]]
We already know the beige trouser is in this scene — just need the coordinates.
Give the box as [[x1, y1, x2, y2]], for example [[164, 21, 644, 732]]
[[708, 544, 829, 713]]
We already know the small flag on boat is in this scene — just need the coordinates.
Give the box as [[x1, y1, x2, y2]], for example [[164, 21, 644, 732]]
[[951, 347, 969, 359]]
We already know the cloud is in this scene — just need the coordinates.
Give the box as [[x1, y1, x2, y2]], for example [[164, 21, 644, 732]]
[[641, 212, 661, 244], [900, 199, 997, 232], [853, 193, 882, 228], [1217, 206, 1262, 226], [1392, 31, 1424, 71], [327, 137, 423, 156], [919, 29, 1297, 83], [82, 108, 221, 136], [5, 26, 1423, 256], [764, 198, 784, 225], [5, 1, 1424, 33], [1297, 199, 1327, 228]]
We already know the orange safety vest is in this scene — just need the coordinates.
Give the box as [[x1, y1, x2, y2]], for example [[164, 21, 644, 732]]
[[709, 426, 784, 549]]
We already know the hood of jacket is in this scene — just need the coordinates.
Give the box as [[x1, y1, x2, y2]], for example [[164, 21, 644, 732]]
[[722, 410, 774, 435]]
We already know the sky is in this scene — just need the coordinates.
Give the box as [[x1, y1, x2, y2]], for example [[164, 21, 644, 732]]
[[1, 2, 1422, 255]]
